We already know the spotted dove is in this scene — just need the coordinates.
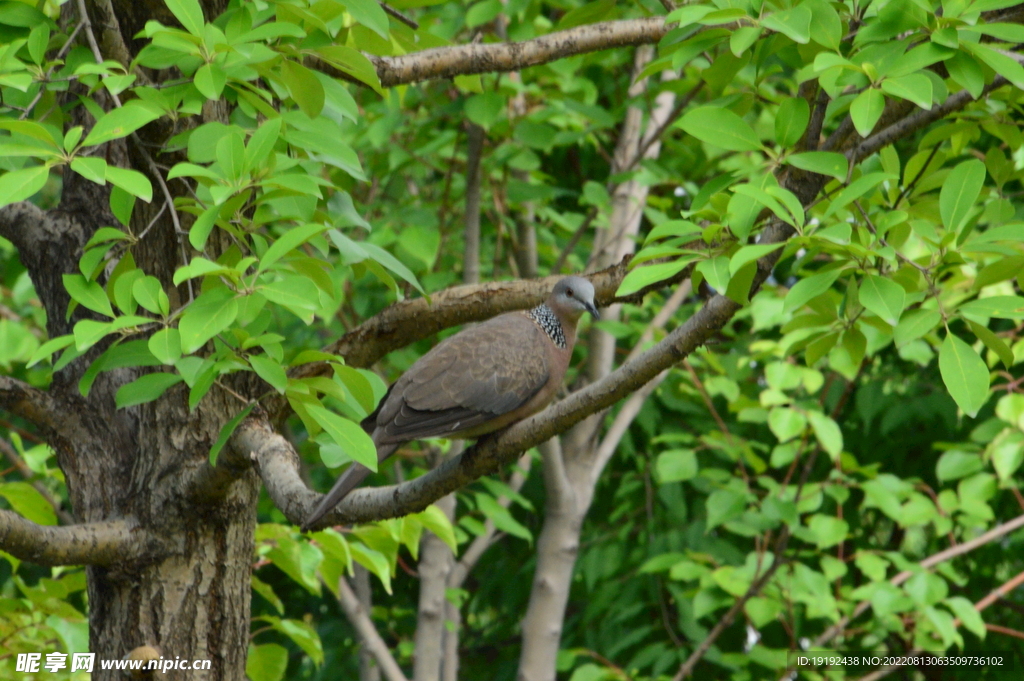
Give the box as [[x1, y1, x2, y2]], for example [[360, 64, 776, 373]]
[[302, 276, 599, 530]]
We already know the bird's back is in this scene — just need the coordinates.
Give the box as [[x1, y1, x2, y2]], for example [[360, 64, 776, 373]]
[[367, 311, 558, 445]]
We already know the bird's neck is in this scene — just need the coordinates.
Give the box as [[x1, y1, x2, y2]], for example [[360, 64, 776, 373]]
[[527, 304, 569, 349]]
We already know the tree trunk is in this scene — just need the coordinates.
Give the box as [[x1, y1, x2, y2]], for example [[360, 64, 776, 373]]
[[10, 178, 260, 680]]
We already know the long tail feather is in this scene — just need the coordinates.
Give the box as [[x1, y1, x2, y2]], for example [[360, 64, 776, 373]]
[[301, 442, 398, 531]]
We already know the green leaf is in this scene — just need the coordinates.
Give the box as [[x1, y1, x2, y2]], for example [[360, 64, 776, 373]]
[[696, 256, 730, 292], [0, 166, 49, 208], [656, 449, 698, 483], [259, 223, 332, 273], [133, 276, 170, 317], [894, 308, 941, 347], [556, 0, 615, 29], [807, 0, 842, 49], [768, 407, 806, 442], [729, 243, 784, 276], [465, 0, 500, 27], [964, 42, 1024, 89], [959, 296, 1024, 320], [946, 51, 984, 99], [761, 5, 812, 43], [476, 493, 532, 543], [807, 411, 843, 460], [785, 152, 848, 180], [939, 333, 990, 417], [729, 26, 761, 56], [644, 220, 702, 245], [850, 89, 885, 137], [247, 644, 288, 681], [706, 489, 747, 529], [360, 242, 425, 296], [936, 450, 984, 482], [880, 74, 933, 109], [858, 275, 905, 325], [63, 273, 114, 317], [0, 482, 57, 525], [940, 159, 985, 233], [677, 106, 761, 152], [281, 60, 325, 119], [944, 596, 986, 640], [249, 355, 288, 394], [261, 276, 321, 323], [989, 430, 1024, 481], [165, 0, 205, 35], [115, 372, 184, 408], [82, 101, 164, 147], [807, 514, 848, 549], [824, 172, 895, 216], [188, 205, 219, 251], [616, 258, 696, 297], [341, 0, 390, 39], [350, 543, 391, 593], [178, 289, 239, 353], [306, 404, 377, 470], [732, 184, 798, 227], [245, 118, 283, 171], [666, 5, 713, 26], [27, 334, 75, 367], [314, 46, 384, 95], [266, 618, 324, 666], [410, 505, 457, 554], [464, 92, 505, 129], [70, 156, 107, 184], [966, 320, 1014, 368], [784, 269, 841, 312], [209, 404, 254, 466], [105, 166, 153, 202], [148, 328, 182, 365], [194, 62, 226, 100]]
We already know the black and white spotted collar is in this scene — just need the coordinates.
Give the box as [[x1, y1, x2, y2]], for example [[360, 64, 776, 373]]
[[527, 304, 567, 349]]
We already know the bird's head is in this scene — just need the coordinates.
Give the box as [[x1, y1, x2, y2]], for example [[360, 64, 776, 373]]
[[550, 276, 600, 321]]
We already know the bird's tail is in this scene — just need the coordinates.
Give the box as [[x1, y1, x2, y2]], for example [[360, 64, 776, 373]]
[[301, 443, 398, 531]]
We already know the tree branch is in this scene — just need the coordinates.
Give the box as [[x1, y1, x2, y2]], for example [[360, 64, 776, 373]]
[[335, 575, 410, 681], [371, 18, 668, 87], [290, 256, 675, 380], [807, 512, 1024, 652], [0, 511, 151, 566], [0, 376, 61, 434], [852, 567, 1024, 681], [849, 77, 1009, 163], [302, 288, 741, 528]]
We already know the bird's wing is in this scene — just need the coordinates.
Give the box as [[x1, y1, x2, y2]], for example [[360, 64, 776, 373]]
[[373, 313, 551, 442]]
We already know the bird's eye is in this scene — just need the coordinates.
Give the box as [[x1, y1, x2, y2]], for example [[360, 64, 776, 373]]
[[566, 288, 574, 297]]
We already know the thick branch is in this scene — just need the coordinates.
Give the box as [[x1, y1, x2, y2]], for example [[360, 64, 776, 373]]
[[0, 376, 61, 434], [296, 257, 661, 375], [0, 511, 149, 566], [371, 18, 668, 87]]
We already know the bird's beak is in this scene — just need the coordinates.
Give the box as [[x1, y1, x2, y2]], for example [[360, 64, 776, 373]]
[[586, 301, 600, 320]]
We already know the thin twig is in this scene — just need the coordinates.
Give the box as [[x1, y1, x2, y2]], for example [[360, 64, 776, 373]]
[[895, 143, 940, 207], [19, 22, 85, 121], [380, 1, 418, 29], [0, 438, 73, 524]]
